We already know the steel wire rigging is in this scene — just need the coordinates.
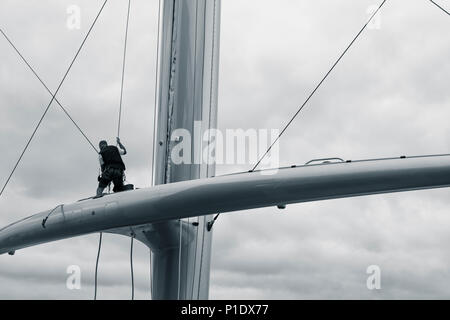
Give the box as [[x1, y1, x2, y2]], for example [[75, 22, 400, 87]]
[[252, 0, 448, 172], [94, 0, 134, 300], [0, 0, 109, 198], [429, 0, 450, 15], [0, 0, 136, 300], [117, 0, 132, 140], [0, 29, 98, 154], [209, 0, 388, 231], [0, 0, 447, 301], [251, 0, 388, 172]]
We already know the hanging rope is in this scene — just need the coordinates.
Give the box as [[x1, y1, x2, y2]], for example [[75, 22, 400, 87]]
[[113, 0, 136, 301], [190, 216, 200, 299], [197, 216, 208, 299], [0, 0, 109, 198], [117, 0, 132, 139], [93, 1, 135, 301], [149, 248, 153, 299], [148, 0, 162, 300], [251, 0, 388, 172], [94, 232, 103, 300], [130, 233, 135, 300], [177, 219, 183, 300]]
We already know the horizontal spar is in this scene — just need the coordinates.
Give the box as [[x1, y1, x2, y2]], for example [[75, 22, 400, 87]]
[[1, 154, 450, 255]]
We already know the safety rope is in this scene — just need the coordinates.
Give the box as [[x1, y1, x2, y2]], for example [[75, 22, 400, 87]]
[[0, 0, 109, 198], [197, 216, 208, 299], [190, 216, 200, 298], [117, 0, 132, 139], [429, 0, 450, 15], [251, 0, 388, 172], [94, 232, 103, 300], [130, 234, 135, 300], [185, 216, 189, 300], [114, 0, 136, 301], [177, 219, 183, 300], [149, 248, 153, 299], [148, 0, 162, 300], [207, 0, 389, 229], [93, 0, 135, 301]]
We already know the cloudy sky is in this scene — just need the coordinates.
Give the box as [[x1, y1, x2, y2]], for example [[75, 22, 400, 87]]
[[0, 0, 449, 299]]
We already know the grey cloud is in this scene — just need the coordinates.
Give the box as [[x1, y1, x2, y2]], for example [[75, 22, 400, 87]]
[[1, 0, 450, 299]]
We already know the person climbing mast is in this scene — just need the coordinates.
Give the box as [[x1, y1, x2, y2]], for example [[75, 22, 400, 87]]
[[96, 137, 127, 197]]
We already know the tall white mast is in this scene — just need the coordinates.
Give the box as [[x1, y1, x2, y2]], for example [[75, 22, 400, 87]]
[[150, 0, 221, 299]]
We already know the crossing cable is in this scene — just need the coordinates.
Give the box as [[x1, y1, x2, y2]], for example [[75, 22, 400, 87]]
[[0, 29, 98, 154], [429, 0, 450, 15], [0, 0, 109, 198], [251, 0, 388, 172], [94, 232, 103, 300], [117, 0, 132, 139]]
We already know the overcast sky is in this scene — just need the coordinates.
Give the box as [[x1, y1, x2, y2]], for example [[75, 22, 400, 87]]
[[0, 0, 449, 299]]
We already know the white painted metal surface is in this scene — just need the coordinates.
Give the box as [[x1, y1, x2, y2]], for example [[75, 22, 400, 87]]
[[2, 154, 450, 257], [144, 0, 221, 299]]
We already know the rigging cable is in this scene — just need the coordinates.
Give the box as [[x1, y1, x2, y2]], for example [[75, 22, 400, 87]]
[[428, 0, 450, 15], [207, 0, 389, 228], [251, 0, 388, 172], [0, 29, 98, 154], [130, 233, 135, 300], [94, 232, 103, 300], [149, 0, 163, 299], [177, 219, 183, 300], [149, 247, 153, 299], [151, 0, 162, 188], [117, 0, 132, 138], [114, 0, 136, 301], [0, 0, 109, 198]]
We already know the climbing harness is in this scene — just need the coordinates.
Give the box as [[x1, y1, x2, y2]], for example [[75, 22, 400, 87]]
[[94, 0, 133, 300]]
